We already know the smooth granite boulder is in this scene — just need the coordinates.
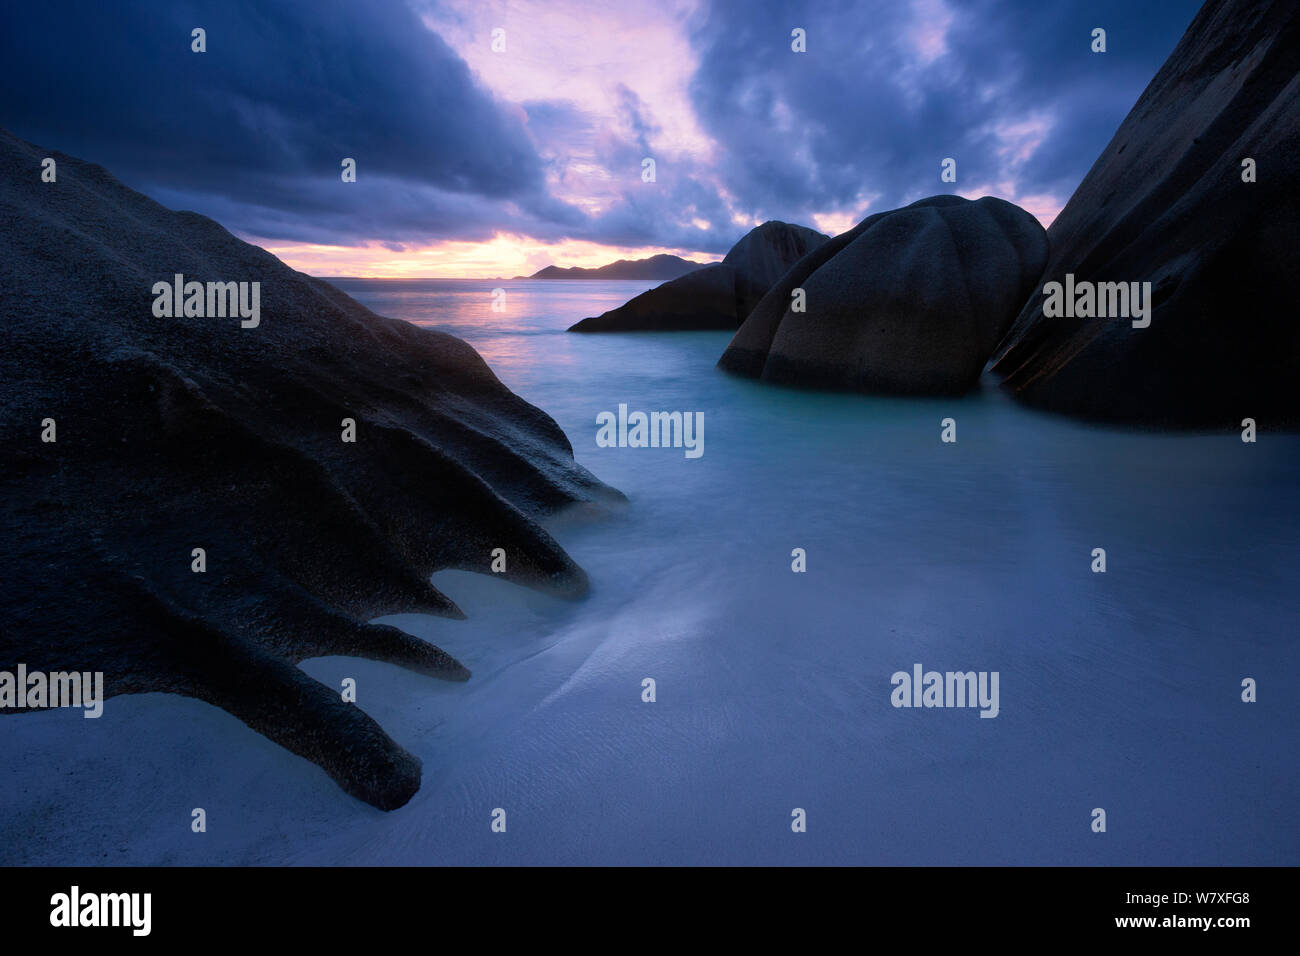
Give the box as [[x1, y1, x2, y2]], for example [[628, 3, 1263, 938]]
[[718, 196, 1048, 394], [0, 127, 622, 810], [569, 220, 827, 331], [991, 0, 1300, 425]]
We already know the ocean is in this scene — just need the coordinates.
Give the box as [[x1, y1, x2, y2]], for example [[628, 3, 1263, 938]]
[[3, 278, 1297, 865]]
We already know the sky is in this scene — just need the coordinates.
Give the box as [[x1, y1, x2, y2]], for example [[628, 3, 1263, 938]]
[[0, 0, 1204, 277]]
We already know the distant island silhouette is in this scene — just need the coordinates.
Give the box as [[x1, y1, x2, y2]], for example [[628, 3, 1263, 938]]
[[515, 253, 707, 280]]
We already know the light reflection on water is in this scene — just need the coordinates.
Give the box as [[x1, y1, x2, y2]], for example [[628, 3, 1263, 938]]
[[330, 277, 652, 377]]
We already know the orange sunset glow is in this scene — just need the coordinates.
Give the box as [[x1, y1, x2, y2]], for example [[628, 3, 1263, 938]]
[[250, 233, 725, 279]]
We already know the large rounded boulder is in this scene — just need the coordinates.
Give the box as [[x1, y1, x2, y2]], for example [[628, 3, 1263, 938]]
[[569, 220, 827, 332], [991, 0, 1300, 425], [718, 195, 1048, 394], [0, 126, 622, 811], [723, 219, 831, 319]]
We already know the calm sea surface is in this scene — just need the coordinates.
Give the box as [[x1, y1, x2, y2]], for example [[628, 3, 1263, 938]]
[[3, 277, 1296, 865]]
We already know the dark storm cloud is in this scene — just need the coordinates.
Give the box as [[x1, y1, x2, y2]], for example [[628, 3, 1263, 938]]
[[0, 0, 1207, 252], [0, 0, 573, 244], [686, 0, 1204, 223]]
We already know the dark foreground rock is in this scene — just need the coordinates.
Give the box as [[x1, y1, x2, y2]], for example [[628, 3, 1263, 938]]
[[568, 220, 827, 331], [0, 127, 622, 810], [992, 0, 1300, 425], [718, 196, 1048, 394]]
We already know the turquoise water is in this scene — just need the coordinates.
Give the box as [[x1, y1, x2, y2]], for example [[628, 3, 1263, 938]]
[[3, 277, 1296, 865], [330, 278, 1300, 864]]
